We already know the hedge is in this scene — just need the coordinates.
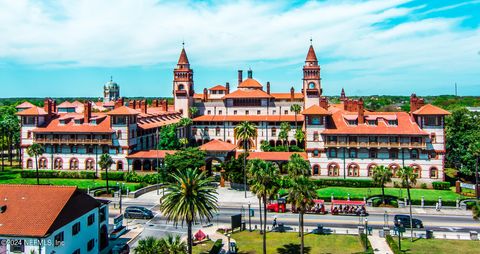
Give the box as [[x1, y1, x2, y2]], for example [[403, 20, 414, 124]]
[[359, 233, 373, 254], [432, 181, 450, 190], [313, 178, 378, 188], [124, 172, 163, 184], [100, 172, 125, 181], [21, 170, 97, 179], [385, 235, 402, 254]]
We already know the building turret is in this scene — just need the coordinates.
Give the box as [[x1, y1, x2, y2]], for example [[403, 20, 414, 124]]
[[302, 43, 322, 109], [173, 45, 194, 117]]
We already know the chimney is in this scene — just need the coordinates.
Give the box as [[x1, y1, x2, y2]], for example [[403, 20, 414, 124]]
[[418, 98, 425, 109], [129, 100, 136, 109], [343, 99, 349, 111], [358, 98, 365, 124], [161, 99, 168, 111], [136, 100, 142, 109], [225, 82, 230, 94], [320, 97, 329, 110], [410, 93, 418, 113], [141, 100, 147, 114], [203, 88, 208, 101], [114, 98, 123, 109], [52, 100, 57, 113], [266, 82, 271, 94], [84, 101, 91, 123], [43, 98, 52, 115], [238, 70, 243, 85], [290, 87, 295, 101], [247, 69, 253, 79], [152, 99, 157, 107]]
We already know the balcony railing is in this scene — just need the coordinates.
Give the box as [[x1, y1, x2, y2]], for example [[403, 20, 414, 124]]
[[34, 138, 112, 145]]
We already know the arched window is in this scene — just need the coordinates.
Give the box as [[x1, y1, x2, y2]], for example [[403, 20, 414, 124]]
[[347, 163, 359, 177], [70, 158, 79, 170], [411, 164, 421, 178], [367, 164, 377, 177], [389, 164, 400, 178], [410, 149, 419, 159], [328, 163, 339, 176], [54, 158, 63, 170], [429, 167, 438, 179], [178, 84, 185, 90], [215, 127, 221, 136], [85, 159, 95, 170], [313, 149, 319, 157], [26, 159, 33, 169], [117, 161, 124, 171], [39, 157, 48, 169], [313, 165, 320, 175], [328, 148, 337, 158]]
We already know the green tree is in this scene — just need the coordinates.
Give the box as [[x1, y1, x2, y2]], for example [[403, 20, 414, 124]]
[[189, 107, 198, 118], [371, 165, 393, 205], [179, 138, 189, 148], [473, 202, 480, 220], [160, 169, 218, 254], [222, 153, 246, 184], [26, 143, 44, 185], [294, 129, 305, 148], [134, 236, 162, 254], [397, 166, 418, 242], [99, 153, 114, 193], [285, 153, 310, 178], [287, 176, 316, 254], [278, 122, 291, 152], [158, 234, 187, 254], [290, 104, 302, 130], [178, 117, 193, 127], [234, 121, 258, 197], [158, 124, 181, 150], [164, 148, 206, 175]]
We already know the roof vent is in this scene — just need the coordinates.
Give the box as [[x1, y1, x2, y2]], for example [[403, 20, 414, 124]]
[[0, 205, 6, 213]]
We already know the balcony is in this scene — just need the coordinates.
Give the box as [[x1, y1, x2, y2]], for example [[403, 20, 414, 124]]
[[324, 141, 426, 149], [34, 138, 112, 145]]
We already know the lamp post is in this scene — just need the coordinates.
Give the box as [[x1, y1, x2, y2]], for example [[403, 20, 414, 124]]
[[227, 234, 231, 253], [364, 218, 368, 252], [398, 219, 402, 251], [248, 201, 252, 231], [116, 182, 123, 214]]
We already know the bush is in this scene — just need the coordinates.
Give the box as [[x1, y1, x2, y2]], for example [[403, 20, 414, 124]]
[[20, 170, 97, 179], [209, 239, 223, 254], [432, 181, 450, 190], [420, 183, 427, 189], [358, 233, 373, 253], [313, 178, 378, 188], [100, 172, 125, 181], [125, 172, 143, 183], [385, 235, 402, 254]]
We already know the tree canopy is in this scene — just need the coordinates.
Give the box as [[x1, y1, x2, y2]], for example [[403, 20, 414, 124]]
[[164, 148, 206, 173]]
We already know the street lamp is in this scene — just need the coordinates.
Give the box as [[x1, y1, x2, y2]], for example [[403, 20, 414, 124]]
[[364, 218, 368, 252], [398, 219, 402, 251], [117, 182, 124, 214], [227, 234, 231, 253], [248, 201, 252, 231]]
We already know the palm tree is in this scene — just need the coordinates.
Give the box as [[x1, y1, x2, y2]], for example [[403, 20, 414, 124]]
[[371, 165, 393, 205], [189, 107, 198, 118], [235, 121, 258, 198], [160, 168, 218, 254], [279, 122, 291, 151], [134, 236, 162, 254], [99, 153, 114, 194], [158, 234, 188, 254], [397, 166, 418, 242], [26, 143, 44, 185], [287, 176, 316, 254], [179, 138, 189, 148], [248, 159, 266, 234], [294, 129, 305, 148], [290, 104, 302, 130], [178, 117, 193, 127], [0, 119, 6, 171], [286, 153, 310, 178]]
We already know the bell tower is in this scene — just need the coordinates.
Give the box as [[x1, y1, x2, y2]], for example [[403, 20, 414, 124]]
[[302, 42, 322, 109], [173, 45, 194, 117]]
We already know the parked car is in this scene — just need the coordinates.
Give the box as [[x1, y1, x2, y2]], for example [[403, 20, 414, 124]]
[[124, 206, 154, 219], [394, 214, 424, 228], [110, 243, 130, 254]]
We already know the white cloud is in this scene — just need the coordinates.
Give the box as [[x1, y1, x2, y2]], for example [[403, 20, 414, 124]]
[[0, 0, 479, 95]]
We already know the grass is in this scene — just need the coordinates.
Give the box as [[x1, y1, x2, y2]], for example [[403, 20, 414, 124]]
[[193, 240, 214, 254], [232, 231, 366, 254], [317, 187, 464, 202], [393, 238, 480, 254], [0, 169, 140, 191]]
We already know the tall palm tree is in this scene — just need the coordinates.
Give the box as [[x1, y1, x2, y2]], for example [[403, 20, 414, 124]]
[[99, 153, 114, 194], [134, 236, 162, 254], [287, 176, 316, 254], [26, 143, 44, 185], [158, 234, 188, 254], [372, 165, 393, 205], [248, 159, 266, 234], [294, 129, 305, 148], [235, 121, 258, 198], [279, 122, 291, 151], [286, 153, 311, 178], [189, 107, 198, 118], [290, 104, 302, 130], [160, 168, 218, 254], [397, 166, 418, 242]]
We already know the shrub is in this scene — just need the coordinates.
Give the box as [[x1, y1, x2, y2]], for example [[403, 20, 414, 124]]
[[125, 172, 143, 183], [313, 178, 378, 188], [358, 233, 373, 254], [20, 170, 97, 179], [209, 239, 223, 254], [432, 181, 450, 190], [385, 235, 402, 254], [100, 172, 125, 181], [420, 183, 427, 189]]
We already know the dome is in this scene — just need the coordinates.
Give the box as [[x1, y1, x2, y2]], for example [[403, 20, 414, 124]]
[[105, 78, 118, 89], [238, 78, 263, 88]]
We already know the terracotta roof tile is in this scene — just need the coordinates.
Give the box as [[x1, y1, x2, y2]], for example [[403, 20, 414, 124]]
[[306, 45, 318, 62], [107, 106, 140, 115], [193, 115, 304, 122], [236, 152, 308, 161], [301, 105, 331, 115], [271, 93, 304, 99], [237, 78, 263, 88], [126, 150, 177, 159], [222, 89, 272, 99], [412, 104, 450, 115], [199, 139, 237, 151], [33, 114, 113, 133], [178, 48, 189, 64], [15, 102, 35, 109], [209, 85, 227, 91], [16, 106, 48, 116]]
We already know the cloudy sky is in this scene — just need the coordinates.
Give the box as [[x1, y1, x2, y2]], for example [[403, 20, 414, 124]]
[[0, 0, 479, 98]]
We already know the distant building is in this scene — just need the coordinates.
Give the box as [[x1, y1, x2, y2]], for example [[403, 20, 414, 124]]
[[104, 77, 120, 103], [0, 185, 109, 254], [466, 107, 480, 112]]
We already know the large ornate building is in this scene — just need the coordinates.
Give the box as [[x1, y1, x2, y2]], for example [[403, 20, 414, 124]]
[[17, 44, 450, 182]]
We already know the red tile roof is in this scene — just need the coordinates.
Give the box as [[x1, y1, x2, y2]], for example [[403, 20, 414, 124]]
[[57, 101, 76, 108], [193, 114, 304, 122], [271, 93, 304, 99], [236, 152, 308, 161], [0, 185, 102, 237], [301, 105, 331, 115], [222, 89, 272, 99], [237, 78, 263, 88], [199, 139, 237, 152], [107, 106, 140, 115], [16, 106, 48, 116], [306, 45, 318, 62], [412, 104, 450, 115], [126, 150, 177, 159], [209, 85, 227, 91], [33, 114, 113, 133], [178, 48, 189, 64], [16, 101, 35, 109]]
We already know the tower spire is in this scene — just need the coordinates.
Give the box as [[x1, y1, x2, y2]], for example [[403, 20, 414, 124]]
[[177, 47, 189, 65], [306, 44, 318, 62]]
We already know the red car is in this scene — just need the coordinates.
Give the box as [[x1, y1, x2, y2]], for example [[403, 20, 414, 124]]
[[267, 198, 287, 213]]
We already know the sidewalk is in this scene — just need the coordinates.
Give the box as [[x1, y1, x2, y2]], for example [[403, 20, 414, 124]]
[[369, 230, 393, 254]]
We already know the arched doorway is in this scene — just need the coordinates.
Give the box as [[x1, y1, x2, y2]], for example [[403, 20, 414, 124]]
[[39, 157, 48, 169], [327, 163, 340, 177], [99, 224, 108, 250], [116, 161, 124, 171], [205, 157, 223, 176]]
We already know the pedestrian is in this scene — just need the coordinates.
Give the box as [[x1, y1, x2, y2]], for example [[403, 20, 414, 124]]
[[273, 217, 277, 228], [435, 202, 439, 211]]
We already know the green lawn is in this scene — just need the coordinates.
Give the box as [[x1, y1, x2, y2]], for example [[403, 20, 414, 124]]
[[317, 187, 463, 202], [232, 231, 366, 254], [193, 240, 214, 254], [393, 238, 480, 254], [0, 169, 140, 191]]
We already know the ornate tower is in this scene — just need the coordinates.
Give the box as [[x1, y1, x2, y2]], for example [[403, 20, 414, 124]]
[[103, 77, 120, 103], [173, 46, 194, 117], [302, 44, 322, 109]]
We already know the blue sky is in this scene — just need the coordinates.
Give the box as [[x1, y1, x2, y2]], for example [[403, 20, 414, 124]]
[[0, 0, 479, 98]]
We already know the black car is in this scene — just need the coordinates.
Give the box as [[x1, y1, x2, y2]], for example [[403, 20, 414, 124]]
[[124, 206, 154, 220], [394, 214, 423, 228]]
